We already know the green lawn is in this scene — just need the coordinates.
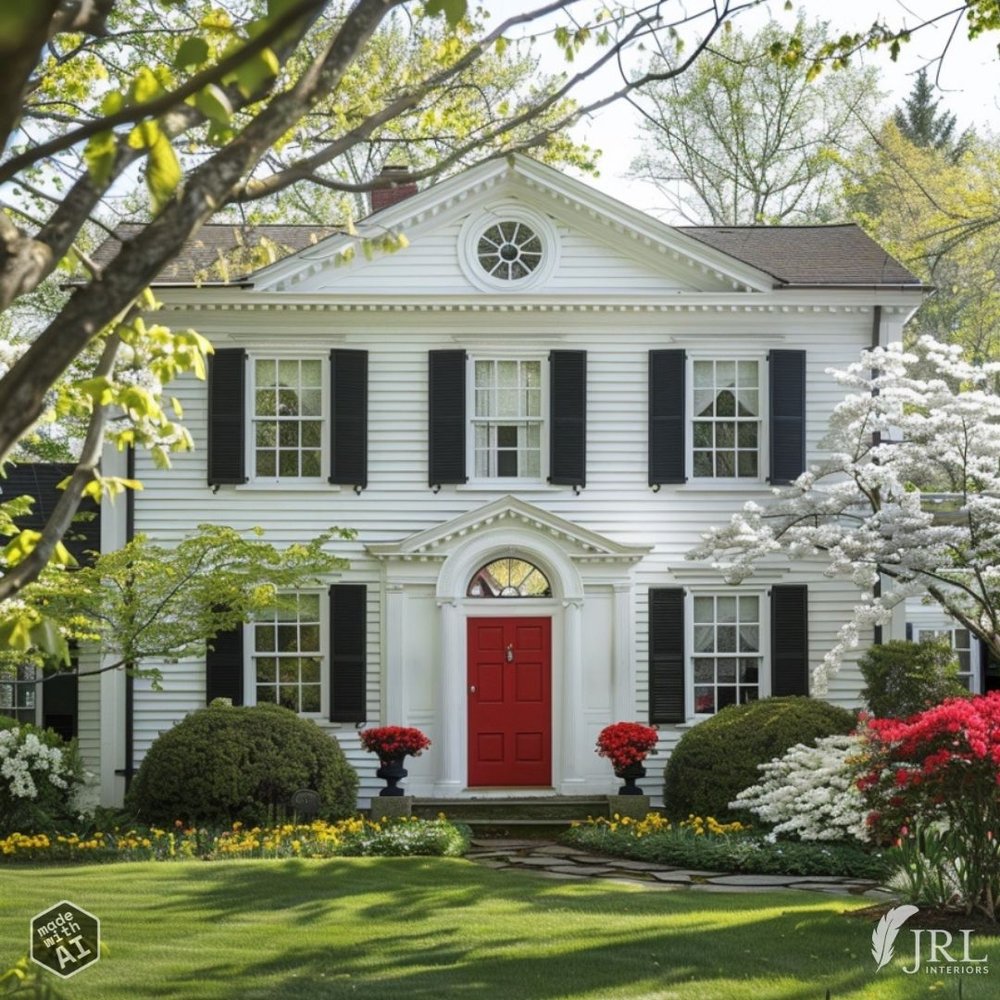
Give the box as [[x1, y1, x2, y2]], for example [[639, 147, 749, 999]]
[[0, 859, 995, 999]]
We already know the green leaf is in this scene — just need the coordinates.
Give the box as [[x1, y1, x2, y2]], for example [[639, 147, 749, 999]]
[[194, 83, 233, 125], [2, 529, 42, 566], [83, 130, 117, 187], [146, 133, 182, 212], [174, 36, 210, 69], [231, 48, 280, 98], [30, 619, 71, 664], [0, 616, 33, 652], [76, 376, 115, 406], [424, 0, 466, 29]]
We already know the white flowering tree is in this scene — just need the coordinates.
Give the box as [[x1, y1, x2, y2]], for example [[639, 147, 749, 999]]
[[691, 336, 1000, 693]]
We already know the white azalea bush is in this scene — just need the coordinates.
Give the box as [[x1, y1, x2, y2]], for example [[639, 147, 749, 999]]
[[0, 718, 83, 835], [730, 733, 870, 843]]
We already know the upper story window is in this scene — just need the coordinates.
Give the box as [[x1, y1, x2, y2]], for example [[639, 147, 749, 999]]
[[467, 557, 552, 597], [252, 593, 325, 714], [692, 359, 761, 479], [472, 359, 544, 480], [251, 357, 324, 481], [692, 593, 762, 714]]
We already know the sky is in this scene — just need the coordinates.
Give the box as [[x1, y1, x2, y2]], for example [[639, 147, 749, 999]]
[[516, 0, 1000, 218]]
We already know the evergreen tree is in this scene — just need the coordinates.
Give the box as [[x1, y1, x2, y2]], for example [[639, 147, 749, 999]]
[[893, 69, 973, 160]]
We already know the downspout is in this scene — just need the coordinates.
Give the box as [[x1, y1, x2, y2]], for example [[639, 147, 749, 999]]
[[870, 306, 883, 645], [123, 445, 136, 789]]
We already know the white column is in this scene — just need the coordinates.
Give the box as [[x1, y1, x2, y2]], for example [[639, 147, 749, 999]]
[[560, 599, 586, 794], [612, 584, 635, 721], [435, 600, 464, 795], [384, 584, 405, 724], [99, 443, 128, 807]]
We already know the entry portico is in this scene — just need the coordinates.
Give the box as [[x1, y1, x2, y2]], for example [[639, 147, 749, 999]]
[[366, 496, 651, 797]]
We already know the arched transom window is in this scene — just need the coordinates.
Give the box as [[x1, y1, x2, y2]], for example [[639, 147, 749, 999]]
[[467, 557, 552, 598]]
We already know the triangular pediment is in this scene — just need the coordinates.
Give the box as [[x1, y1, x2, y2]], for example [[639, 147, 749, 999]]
[[249, 155, 773, 297], [366, 496, 651, 563]]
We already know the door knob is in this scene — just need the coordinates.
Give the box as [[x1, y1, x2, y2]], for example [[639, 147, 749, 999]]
[[469, 685, 477, 694], [506, 644, 515, 662]]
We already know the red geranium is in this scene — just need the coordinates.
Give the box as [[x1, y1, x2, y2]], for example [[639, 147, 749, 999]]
[[596, 722, 659, 772], [360, 726, 431, 761]]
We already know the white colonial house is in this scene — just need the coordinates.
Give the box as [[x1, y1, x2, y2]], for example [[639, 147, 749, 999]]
[[9, 154, 972, 810]]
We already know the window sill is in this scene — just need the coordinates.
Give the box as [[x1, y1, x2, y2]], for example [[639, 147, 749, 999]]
[[456, 482, 567, 493], [236, 481, 340, 492], [672, 481, 773, 493]]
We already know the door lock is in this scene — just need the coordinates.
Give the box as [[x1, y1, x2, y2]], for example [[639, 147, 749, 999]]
[[469, 685, 476, 694], [506, 644, 515, 662]]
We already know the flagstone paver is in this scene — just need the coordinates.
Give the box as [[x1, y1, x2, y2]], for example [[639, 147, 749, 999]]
[[466, 839, 892, 898]]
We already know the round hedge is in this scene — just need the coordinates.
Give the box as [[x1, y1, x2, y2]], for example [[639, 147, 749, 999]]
[[662, 697, 856, 822], [125, 703, 358, 826]]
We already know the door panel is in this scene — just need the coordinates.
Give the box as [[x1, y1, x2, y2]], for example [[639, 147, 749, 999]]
[[468, 617, 551, 786]]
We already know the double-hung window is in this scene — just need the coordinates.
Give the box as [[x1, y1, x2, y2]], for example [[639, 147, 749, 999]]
[[472, 359, 544, 480], [250, 357, 325, 482], [0, 664, 37, 726], [691, 359, 762, 479], [692, 593, 763, 714], [251, 593, 325, 714]]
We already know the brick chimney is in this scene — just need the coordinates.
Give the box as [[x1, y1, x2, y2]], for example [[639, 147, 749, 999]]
[[370, 164, 418, 213]]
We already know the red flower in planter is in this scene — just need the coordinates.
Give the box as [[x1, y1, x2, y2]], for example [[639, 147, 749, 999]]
[[596, 722, 659, 772], [359, 726, 431, 762]]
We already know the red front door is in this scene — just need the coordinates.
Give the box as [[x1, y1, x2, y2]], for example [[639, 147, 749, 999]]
[[467, 617, 551, 787]]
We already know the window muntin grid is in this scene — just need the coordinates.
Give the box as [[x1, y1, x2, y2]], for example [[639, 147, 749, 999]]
[[0, 664, 37, 725], [467, 557, 552, 598], [473, 359, 542, 479], [252, 358, 323, 480], [252, 593, 323, 714], [477, 221, 543, 281], [692, 594, 761, 714], [692, 360, 760, 478]]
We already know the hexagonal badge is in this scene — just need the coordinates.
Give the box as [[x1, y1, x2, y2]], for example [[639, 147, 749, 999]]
[[30, 900, 100, 979]]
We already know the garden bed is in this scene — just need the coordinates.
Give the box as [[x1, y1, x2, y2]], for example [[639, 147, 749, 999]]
[[564, 814, 892, 881]]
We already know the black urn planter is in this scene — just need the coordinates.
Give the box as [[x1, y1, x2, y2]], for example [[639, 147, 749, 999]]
[[376, 757, 408, 797], [614, 762, 646, 796]]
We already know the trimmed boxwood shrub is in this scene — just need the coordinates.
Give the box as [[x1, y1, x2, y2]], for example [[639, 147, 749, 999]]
[[125, 703, 358, 826], [662, 697, 856, 822]]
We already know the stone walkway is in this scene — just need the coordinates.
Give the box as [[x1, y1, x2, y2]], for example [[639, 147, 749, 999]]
[[467, 839, 897, 900]]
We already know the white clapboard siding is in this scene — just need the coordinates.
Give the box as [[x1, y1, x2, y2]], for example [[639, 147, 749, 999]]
[[118, 301, 883, 797]]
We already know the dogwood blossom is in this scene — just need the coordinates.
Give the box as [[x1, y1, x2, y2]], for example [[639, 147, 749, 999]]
[[731, 733, 870, 843], [690, 336, 1000, 693]]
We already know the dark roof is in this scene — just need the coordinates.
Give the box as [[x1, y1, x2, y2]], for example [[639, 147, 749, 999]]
[[92, 220, 921, 289], [679, 223, 922, 288], [0, 463, 101, 565], [90, 223, 337, 284]]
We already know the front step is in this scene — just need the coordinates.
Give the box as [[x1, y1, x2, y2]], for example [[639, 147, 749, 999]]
[[412, 795, 611, 826]]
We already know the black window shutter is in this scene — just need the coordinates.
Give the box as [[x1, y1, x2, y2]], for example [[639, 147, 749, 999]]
[[980, 638, 999, 693], [42, 662, 78, 742], [329, 584, 367, 723], [428, 350, 467, 486], [768, 350, 806, 484], [649, 588, 685, 723], [905, 622, 914, 641], [771, 585, 809, 696], [207, 348, 247, 485], [206, 627, 244, 705], [329, 349, 368, 489], [549, 350, 587, 487], [649, 349, 686, 486]]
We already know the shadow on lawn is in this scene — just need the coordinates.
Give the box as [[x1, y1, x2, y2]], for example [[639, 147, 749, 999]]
[[135, 859, 929, 1000]]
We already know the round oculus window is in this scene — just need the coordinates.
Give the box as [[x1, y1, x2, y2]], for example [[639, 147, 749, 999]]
[[477, 221, 543, 281]]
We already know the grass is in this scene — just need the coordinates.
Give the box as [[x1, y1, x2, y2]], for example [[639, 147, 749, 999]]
[[1, 858, 997, 999]]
